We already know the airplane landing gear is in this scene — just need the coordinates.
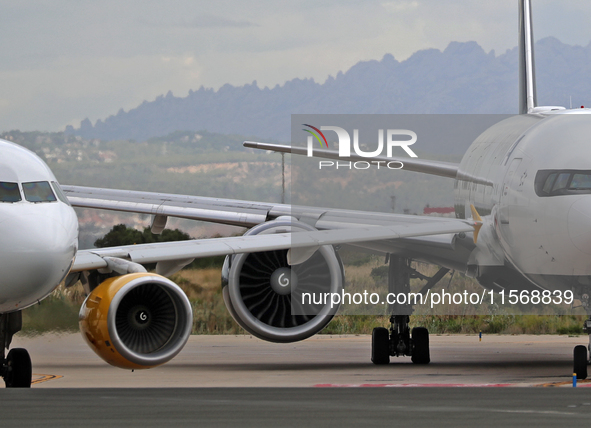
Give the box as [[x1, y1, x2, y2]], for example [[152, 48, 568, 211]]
[[411, 326, 430, 364], [371, 326, 390, 365], [574, 345, 588, 380], [371, 315, 430, 365], [574, 316, 591, 380], [371, 256, 436, 365], [0, 312, 31, 388], [3, 348, 32, 388]]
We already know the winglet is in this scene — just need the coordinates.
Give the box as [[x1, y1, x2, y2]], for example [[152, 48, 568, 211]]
[[470, 204, 483, 244], [470, 204, 482, 222]]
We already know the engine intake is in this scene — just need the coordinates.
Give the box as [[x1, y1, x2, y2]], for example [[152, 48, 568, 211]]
[[79, 273, 193, 370], [222, 218, 344, 343]]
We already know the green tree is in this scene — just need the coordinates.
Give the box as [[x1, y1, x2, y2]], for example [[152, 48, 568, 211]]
[[94, 224, 225, 269], [94, 224, 191, 247]]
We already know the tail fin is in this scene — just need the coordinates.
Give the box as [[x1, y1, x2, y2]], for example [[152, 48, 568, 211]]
[[519, 0, 537, 114]]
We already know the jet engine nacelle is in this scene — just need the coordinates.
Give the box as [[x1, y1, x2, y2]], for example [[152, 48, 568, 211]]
[[222, 217, 344, 343], [79, 273, 193, 370]]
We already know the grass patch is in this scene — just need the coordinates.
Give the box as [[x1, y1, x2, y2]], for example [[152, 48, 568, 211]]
[[20, 263, 587, 336], [22, 297, 81, 336]]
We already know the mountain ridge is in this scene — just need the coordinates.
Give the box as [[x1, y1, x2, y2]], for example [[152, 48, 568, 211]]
[[67, 37, 591, 142]]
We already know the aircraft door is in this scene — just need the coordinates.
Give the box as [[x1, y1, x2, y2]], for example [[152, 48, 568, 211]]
[[498, 158, 522, 247]]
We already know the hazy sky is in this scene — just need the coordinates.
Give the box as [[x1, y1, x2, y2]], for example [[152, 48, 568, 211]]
[[1, 0, 591, 133]]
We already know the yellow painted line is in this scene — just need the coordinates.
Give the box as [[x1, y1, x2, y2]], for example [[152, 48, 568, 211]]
[[31, 374, 63, 385], [535, 379, 591, 387]]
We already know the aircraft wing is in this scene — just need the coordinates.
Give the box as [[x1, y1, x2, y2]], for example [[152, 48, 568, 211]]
[[62, 185, 274, 228], [62, 185, 469, 231], [63, 184, 478, 272], [71, 220, 475, 272], [243, 142, 493, 186], [243, 141, 460, 179]]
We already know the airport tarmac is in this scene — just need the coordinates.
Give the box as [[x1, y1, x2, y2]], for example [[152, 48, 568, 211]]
[[4, 334, 591, 427], [8, 333, 591, 388], [2, 387, 591, 427]]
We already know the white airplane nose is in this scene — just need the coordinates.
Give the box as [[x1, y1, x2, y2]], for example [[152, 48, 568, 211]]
[[0, 211, 77, 311], [568, 198, 591, 255]]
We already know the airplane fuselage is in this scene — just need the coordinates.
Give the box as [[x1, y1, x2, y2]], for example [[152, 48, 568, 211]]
[[0, 140, 78, 312], [455, 111, 591, 293]]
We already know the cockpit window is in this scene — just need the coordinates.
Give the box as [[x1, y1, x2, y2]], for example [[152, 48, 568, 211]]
[[570, 174, 591, 190], [542, 173, 557, 194], [535, 170, 591, 197], [22, 181, 57, 203], [0, 182, 22, 203], [51, 181, 71, 206], [551, 173, 571, 192]]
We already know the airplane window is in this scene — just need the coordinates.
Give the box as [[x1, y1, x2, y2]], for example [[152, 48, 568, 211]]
[[570, 174, 591, 190], [552, 173, 571, 192], [535, 170, 591, 196], [0, 182, 22, 203], [22, 181, 57, 203], [51, 182, 71, 206], [542, 173, 556, 194]]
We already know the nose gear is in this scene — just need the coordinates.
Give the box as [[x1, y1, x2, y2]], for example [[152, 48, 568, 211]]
[[0, 312, 32, 388]]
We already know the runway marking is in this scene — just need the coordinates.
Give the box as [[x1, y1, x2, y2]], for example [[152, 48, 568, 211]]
[[32, 374, 63, 385], [536, 379, 591, 388], [315, 383, 513, 388]]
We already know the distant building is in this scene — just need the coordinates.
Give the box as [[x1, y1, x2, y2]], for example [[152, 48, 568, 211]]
[[423, 205, 455, 217]]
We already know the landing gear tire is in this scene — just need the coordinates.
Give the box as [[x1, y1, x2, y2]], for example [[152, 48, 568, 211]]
[[411, 327, 430, 365], [371, 327, 390, 365], [4, 348, 32, 388], [574, 345, 588, 380]]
